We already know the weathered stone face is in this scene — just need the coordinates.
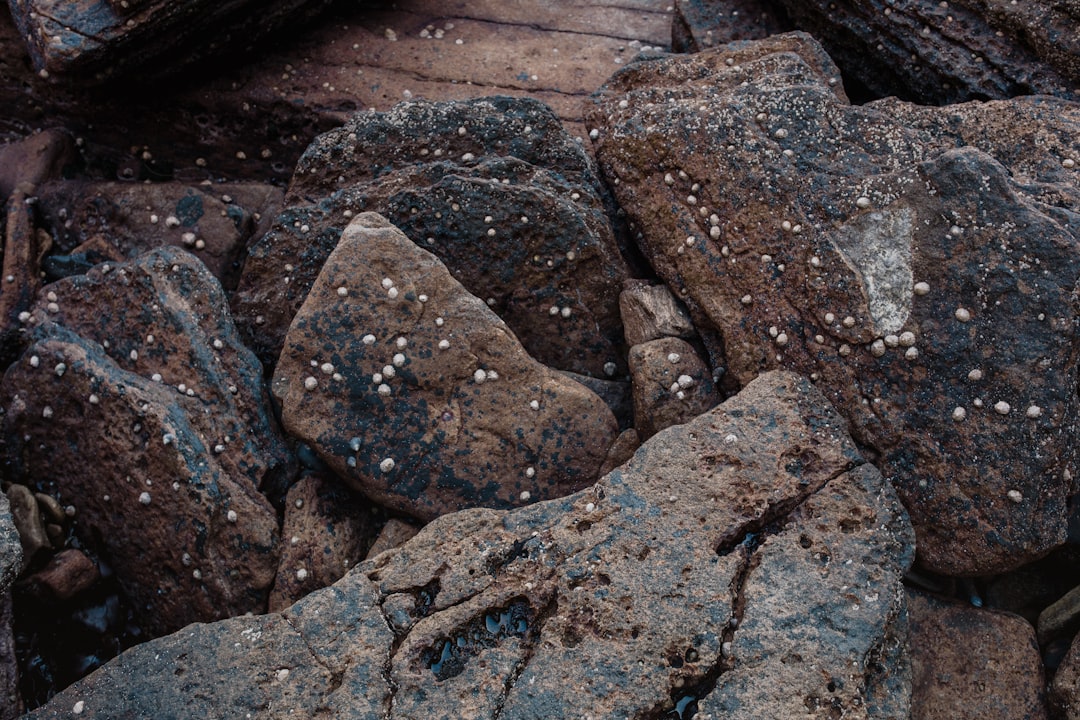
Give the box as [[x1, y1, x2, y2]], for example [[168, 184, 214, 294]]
[[23, 371, 915, 720], [233, 97, 632, 379], [1, 246, 292, 635], [273, 212, 620, 521], [587, 32, 1080, 576]]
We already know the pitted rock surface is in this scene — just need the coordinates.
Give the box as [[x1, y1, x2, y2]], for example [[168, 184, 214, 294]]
[[772, 0, 1078, 103], [588, 32, 1080, 576], [234, 96, 631, 377], [0, 246, 292, 635], [24, 370, 915, 720], [0, 492, 20, 595], [273, 212, 619, 521]]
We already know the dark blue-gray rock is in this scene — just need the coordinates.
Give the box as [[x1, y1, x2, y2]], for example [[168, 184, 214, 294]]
[[0, 491, 20, 595], [233, 97, 632, 379], [1, 246, 293, 636], [272, 212, 620, 521], [587, 31, 1080, 576], [24, 370, 915, 719]]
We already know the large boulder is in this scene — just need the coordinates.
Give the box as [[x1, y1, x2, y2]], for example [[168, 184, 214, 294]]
[[24, 370, 916, 719], [587, 32, 1080, 576], [1, 246, 292, 635], [273, 213, 620, 521], [233, 96, 633, 378]]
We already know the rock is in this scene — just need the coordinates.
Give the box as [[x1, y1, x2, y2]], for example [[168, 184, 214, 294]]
[[234, 96, 632, 378], [672, 0, 788, 52], [587, 32, 1080, 576], [1, 245, 292, 636], [629, 337, 720, 438], [1, 188, 52, 366], [0, 592, 21, 720], [35, 180, 283, 290], [908, 590, 1049, 720], [0, 491, 21, 594], [597, 427, 641, 477], [1051, 632, 1080, 719], [364, 518, 421, 561], [7, 0, 336, 81], [269, 473, 381, 612], [771, 0, 1078, 103], [619, 279, 696, 347], [21, 548, 100, 603], [23, 370, 915, 719], [1038, 585, 1080, 647], [5, 483, 49, 572], [273, 212, 619, 520], [0, 128, 75, 199]]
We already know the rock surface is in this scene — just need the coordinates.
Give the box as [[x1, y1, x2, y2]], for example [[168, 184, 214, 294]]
[[588, 31, 1080, 576], [0, 491, 20, 595], [273, 212, 620, 520], [1052, 631, 1080, 719], [1, 246, 292, 636], [629, 336, 720, 438], [235, 96, 632, 377], [908, 590, 1049, 720], [672, 0, 788, 52], [0, 592, 20, 719], [24, 370, 915, 719]]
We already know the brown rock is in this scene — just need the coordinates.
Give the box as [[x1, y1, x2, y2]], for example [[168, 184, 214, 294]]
[[619, 279, 696, 347], [629, 337, 720, 439], [773, 0, 1079, 103], [1, 246, 292, 635], [588, 32, 1080, 576], [22, 548, 99, 602], [1051, 632, 1080, 719], [1, 188, 52, 366], [269, 473, 380, 612], [597, 427, 641, 477], [24, 370, 916, 719], [273, 212, 619, 520], [0, 128, 75, 198], [672, 0, 788, 52], [908, 590, 1049, 720], [4, 483, 49, 572], [1038, 584, 1080, 647], [365, 518, 421, 560]]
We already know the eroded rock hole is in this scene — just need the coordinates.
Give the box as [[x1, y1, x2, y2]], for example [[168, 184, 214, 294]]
[[424, 598, 532, 681]]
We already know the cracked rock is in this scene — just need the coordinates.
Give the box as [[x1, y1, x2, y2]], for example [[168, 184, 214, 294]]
[[24, 370, 914, 719], [587, 32, 1080, 576], [273, 212, 619, 520]]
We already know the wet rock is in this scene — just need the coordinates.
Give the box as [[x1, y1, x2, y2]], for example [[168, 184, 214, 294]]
[[588, 32, 1080, 576], [23, 370, 915, 719], [273, 212, 619, 521], [269, 473, 380, 612], [597, 427, 641, 477], [629, 337, 720, 438], [0, 188, 52, 366], [8, 0, 336, 81], [772, 0, 1078, 103], [234, 96, 632, 377], [4, 484, 49, 572], [0, 128, 76, 199], [35, 180, 283, 290], [21, 549, 99, 603], [364, 518, 421, 561], [672, 0, 788, 52], [1, 245, 292, 636], [619, 279, 696, 347], [0, 593, 20, 720], [0, 491, 21, 594], [908, 590, 1049, 720]]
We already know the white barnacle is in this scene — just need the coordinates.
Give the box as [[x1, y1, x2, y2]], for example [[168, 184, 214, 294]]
[[473, 368, 488, 384], [954, 307, 971, 322], [379, 457, 395, 473], [212, 338, 223, 350], [55, 362, 66, 377], [378, 383, 391, 395], [296, 567, 308, 581], [337, 286, 348, 297], [304, 376, 318, 391], [870, 339, 886, 357], [438, 339, 450, 350], [898, 331, 916, 347], [138, 491, 151, 505], [29, 355, 39, 368], [227, 509, 238, 523], [968, 368, 984, 381], [994, 401, 1011, 415], [387, 287, 399, 299], [362, 334, 376, 345], [677, 374, 694, 389], [529, 400, 540, 411], [42, 406, 53, 418], [89, 393, 100, 405], [320, 362, 334, 375], [393, 353, 406, 367], [525, 466, 535, 478], [952, 406, 967, 421], [775, 332, 789, 346], [1007, 489, 1023, 503], [396, 337, 408, 349], [603, 361, 617, 376], [904, 347, 919, 360], [855, 196, 871, 209], [381, 277, 395, 290], [668, 352, 681, 364], [913, 281, 930, 296], [382, 365, 396, 378], [1026, 405, 1042, 418], [349, 437, 362, 452]]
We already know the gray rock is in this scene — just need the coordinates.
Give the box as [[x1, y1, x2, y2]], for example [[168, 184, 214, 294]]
[[0, 491, 21, 595], [0, 592, 21, 720], [587, 32, 1080, 576], [25, 370, 915, 719]]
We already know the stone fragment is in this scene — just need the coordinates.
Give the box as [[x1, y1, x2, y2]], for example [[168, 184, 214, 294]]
[[629, 337, 720, 438], [672, 0, 788, 52], [1038, 584, 1080, 647], [22, 548, 100, 602], [365, 518, 421, 561], [0, 592, 20, 720], [5, 483, 49, 572], [588, 32, 1080, 575], [908, 590, 1049, 720], [619, 279, 696, 346], [0, 128, 75, 199], [772, 0, 1078, 103], [269, 473, 380, 612], [597, 427, 641, 477], [1, 246, 292, 635], [24, 371, 915, 719], [1051, 632, 1080, 719], [0, 491, 21, 594], [273, 213, 619, 520], [0, 188, 52, 366], [234, 97, 631, 377]]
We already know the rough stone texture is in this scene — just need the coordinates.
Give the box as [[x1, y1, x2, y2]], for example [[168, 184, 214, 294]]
[[629, 336, 720, 438], [273, 212, 619, 521], [269, 473, 381, 613], [365, 518, 421, 561], [1052, 632, 1080, 719], [1, 245, 292, 636], [235, 96, 632, 377], [908, 590, 1049, 720], [24, 370, 915, 719], [588, 32, 1080, 576], [7, 0, 336, 81], [672, 0, 789, 52], [0, 592, 20, 720], [0, 491, 20, 595], [619, 279, 697, 347], [1038, 584, 1080, 647], [773, 0, 1079, 104], [35, 180, 283, 290], [1, 188, 52, 367], [20, 549, 100, 603]]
